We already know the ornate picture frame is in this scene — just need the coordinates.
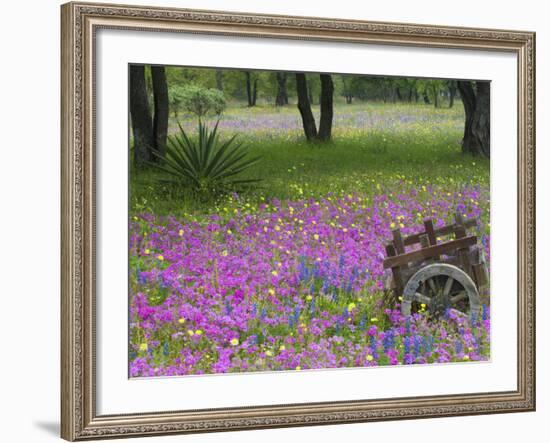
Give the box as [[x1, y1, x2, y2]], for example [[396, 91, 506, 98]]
[[61, 1, 535, 440]]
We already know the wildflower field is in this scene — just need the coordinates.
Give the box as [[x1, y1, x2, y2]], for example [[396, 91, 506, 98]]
[[129, 102, 491, 377]]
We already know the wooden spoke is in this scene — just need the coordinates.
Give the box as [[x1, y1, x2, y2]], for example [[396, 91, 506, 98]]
[[414, 292, 432, 305], [401, 263, 482, 317], [450, 291, 468, 304], [427, 278, 438, 294], [443, 276, 454, 297]]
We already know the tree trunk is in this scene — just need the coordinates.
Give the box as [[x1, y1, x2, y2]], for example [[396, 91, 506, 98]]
[[448, 81, 457, 108], [307, 78, 314, 105], [395, 87, 403, 101], [245, 71, 253, 107], [252, 78, 258, 106], [129, 65, 154, 165], [457, 80, 490, 158], [317, 74, 334, 142], [275, 73, 288, 106], [295, 73, 317, 141], [342, 76, 353, 104], [151, 66, 169, 159], [422, 89, 430, 104], [215, 69, 223, 91]]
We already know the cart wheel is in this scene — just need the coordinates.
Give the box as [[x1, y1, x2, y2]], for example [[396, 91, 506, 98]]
[[401, 263, 481, 317]]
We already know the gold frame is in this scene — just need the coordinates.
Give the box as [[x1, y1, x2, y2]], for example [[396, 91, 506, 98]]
[[61, 1, 536, 440]]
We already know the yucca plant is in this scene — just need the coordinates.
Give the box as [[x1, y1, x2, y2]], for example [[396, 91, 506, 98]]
[[152, 120, 261, 195]]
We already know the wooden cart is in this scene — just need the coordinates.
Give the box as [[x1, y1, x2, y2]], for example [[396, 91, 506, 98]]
[[383, 213, 488, 316]]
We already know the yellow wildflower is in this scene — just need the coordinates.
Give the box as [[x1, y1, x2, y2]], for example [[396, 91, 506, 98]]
[[178, 318, 186, 324], [366, 355, 374, 361], [230, 338, 239, 346], [139, 343, 148, 352]]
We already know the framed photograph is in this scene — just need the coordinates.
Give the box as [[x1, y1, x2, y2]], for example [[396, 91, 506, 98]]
[[61, 1, 536, 440]]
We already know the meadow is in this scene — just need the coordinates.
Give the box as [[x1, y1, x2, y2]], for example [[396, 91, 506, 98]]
[[129, 101, 491, 377]]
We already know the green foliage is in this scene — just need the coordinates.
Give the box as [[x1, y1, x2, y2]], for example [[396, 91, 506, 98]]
[[168, 85, 186, 117], [131, 102, 487, 217], [152, 120, 261, 196], [338, 75, 370, 102], [165, 66, 217, 88], [425, 79, 447, 107], [159, 65, 459, 107], [179, 85, 226, 117]]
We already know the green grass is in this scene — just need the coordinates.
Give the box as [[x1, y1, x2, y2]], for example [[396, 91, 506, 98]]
[[130, 102, 489, 217]]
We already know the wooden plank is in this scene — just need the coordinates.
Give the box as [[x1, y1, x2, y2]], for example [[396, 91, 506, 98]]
[[385, 243, 403, 291], [472, 263, 487, 288], [413, 234, 434, 267], [422, 222, 439, 260], [402, 218, 477, 246], [454, 213, 467, 239], [392, 229, 408, 270], [454, 213, 472, 276], [392, 229, 406, 254], [423, 219, 437, 245], [455, 225, 467, 239], [419, 234, 430, 249], [383, 235, 477, 269], [458, 248, 472, 278]]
